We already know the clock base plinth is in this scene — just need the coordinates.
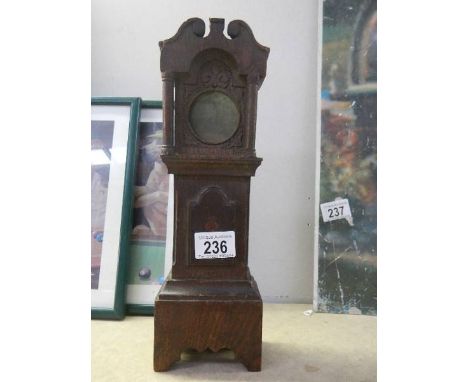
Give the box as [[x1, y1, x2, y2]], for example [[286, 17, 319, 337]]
[[153, 277, 262, 372]]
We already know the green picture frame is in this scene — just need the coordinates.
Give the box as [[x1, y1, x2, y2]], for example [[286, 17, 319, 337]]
[[91, 97, 141, 319], [126, 100, 169, 316]]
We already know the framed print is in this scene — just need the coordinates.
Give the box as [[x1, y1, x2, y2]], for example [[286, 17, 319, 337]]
[[126, 100, 173, 315], [91, 97, 141, 319]]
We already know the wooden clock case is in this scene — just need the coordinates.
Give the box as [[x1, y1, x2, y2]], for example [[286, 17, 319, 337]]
[[153, 18, 269, 372]]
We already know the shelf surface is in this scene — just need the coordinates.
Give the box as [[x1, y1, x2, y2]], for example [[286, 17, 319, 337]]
[[92, 303, 376, 382]]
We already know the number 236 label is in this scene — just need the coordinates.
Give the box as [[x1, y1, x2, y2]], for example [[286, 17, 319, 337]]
[[194, 231, 236, 259], [320, 198, 352, 223]]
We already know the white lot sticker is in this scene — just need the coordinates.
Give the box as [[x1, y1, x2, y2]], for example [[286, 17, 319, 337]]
[[320, 198, 352, 223], [194, 231, 236, 259]]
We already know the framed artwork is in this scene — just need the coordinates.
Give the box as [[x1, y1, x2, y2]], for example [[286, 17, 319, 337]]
[[91, 97, 141, 319], [126, 100, 173, 315]]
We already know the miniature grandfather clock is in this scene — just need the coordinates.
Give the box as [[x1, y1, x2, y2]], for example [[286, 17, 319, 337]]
[[154, 18, 269, 372]]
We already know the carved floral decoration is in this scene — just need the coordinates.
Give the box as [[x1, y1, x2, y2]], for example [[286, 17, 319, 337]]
[[200, 61, 231, 89]]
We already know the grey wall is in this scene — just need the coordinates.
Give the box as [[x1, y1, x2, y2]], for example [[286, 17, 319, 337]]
[[92, 0, 322, 303]]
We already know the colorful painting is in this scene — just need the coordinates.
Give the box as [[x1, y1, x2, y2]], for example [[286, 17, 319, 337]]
[[318, 0, 377, 315], [130, 120, 168, 286]]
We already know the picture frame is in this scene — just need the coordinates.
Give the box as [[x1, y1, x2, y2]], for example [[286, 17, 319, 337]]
[[91, 97, 141, 319], [126, 100, 173, 315]]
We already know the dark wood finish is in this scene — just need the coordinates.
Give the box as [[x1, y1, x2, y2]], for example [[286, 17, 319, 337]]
[[154, 299, 262, 371], [158, 17, 269, 159], [154, 18, 269, 372]]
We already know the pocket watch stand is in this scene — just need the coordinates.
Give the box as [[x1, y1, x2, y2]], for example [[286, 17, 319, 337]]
[[153, 18, 269, 372]]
